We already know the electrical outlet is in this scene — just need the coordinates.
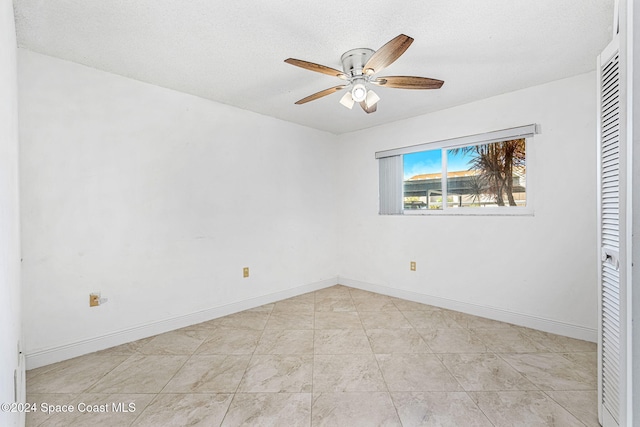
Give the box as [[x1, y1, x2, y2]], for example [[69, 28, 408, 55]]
[[89, 293, 100, 307], [243, 267, 249, 278], [410, 261, 416, 271]]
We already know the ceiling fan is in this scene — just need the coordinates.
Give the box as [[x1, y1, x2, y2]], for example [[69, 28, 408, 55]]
[[285, 34, 444, 114]]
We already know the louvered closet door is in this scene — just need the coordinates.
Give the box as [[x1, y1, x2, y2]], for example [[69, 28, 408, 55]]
[[597, 38, 621, 427]]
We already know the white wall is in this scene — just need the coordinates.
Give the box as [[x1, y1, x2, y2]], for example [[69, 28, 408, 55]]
[[0, 2, 24, 427], [18, 50, 339, 367], [18, 46, 600, 369], [336, 73, 598, 340]]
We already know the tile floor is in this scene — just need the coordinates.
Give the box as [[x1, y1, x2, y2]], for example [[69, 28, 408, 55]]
[[26, 285, 598, 426]]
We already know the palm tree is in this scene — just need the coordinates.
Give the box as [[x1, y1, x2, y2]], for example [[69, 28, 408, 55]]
[[450, 138, 525, 206], [467, 174, 486, 206]]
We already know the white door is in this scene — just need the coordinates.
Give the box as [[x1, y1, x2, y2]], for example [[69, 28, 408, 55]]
[[596, 36, 622, 427]]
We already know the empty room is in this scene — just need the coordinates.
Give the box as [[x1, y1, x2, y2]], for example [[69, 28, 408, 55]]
[[1, 0, 639, 426]]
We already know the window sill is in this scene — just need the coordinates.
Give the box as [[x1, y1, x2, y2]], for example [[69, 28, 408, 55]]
[[401, 207, 534, 216]]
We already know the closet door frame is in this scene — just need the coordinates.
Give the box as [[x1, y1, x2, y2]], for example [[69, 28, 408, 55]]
[[596, 34, 630, 427]]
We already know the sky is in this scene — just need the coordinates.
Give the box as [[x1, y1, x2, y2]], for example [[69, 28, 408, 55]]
[[403, 148, 476, 180]]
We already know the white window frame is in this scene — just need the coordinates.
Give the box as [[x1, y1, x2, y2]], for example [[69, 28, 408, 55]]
[[376, 124, 540, 216]]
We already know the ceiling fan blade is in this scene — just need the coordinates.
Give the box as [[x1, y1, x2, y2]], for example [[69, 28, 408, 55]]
[[285, 58, 347, 80], [294, 85, 347, 105], [359, 101, 377, 114], [372, 76, 444, 89], [363, 34, 414, 75]]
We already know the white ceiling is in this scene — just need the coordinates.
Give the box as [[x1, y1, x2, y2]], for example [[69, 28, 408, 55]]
[[13, 0, 614, 135]]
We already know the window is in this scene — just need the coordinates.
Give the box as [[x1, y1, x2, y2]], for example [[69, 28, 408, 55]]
[[403, 149, 442, 210], [377, 125, 538, 215]]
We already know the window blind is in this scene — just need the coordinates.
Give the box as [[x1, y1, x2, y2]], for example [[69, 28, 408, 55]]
[[378, 155, 403, 215], [375, 124, 539, 159]]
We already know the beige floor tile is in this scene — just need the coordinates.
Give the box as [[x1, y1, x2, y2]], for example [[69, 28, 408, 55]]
[[92, 337, 155, 357], [314, 329, 372, 354], [314, 311, 362, 329], [402, 310, 462, 329], [376, 353, 462, 392], [314, 297, 356, 312], [211, 311, 270, 330], [131, 393, 233, 427], [195, 327, 261, 354], [359, 311, 413, 330], [26, 362, 61, 382], [314, 285, 352, 298], [350, 293, 392, 302], [439, 353, 538, 391], [137, 329, 208, 355], [365, 328, 432, 354], [499, 352, 597, 390], [391, 391, 494, 426], [27, 393, 151, 427], [162, 354, 250, 393], [283, 292, 316, 303], [248, 303, 275, 312], [545, 390, 600, 427], [352, 294, 399, 312], [313, 354, 386, 392], [348, 288, 380, 298], [254, 329, 314, 354], [26, 393, 77, 427], [265, 312, 314, 329], [472, 328, 548, 353], [39, 393, 155, 427], [392, 299, 441, 311], [515, 328, 597, 353], [88, 354, 188, 393], [237, 354, 313, 392], [27, 286, 599, 426], [272, 302, 315, 314], [311, 392, 401, 426], [179, 319, 222, 332], [562, 352, 597, 375], [221, 392, 311, 427], [470, 390, 584, 426], [447, 312, 515, 329], [353, 298, 399, 312], [27, 354, 129, 394], [417, 328, 488, 353], [272, 295, 315, 314]]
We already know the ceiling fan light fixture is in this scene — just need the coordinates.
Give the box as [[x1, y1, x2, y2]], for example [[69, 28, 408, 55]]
[[339, 91, 355, 109], [285, 34, 444, 114], [351, 82, 367, 102], [365, 89, 380, 108]]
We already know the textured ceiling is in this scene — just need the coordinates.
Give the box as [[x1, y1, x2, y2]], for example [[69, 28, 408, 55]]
[[14, 0, 614, 134]]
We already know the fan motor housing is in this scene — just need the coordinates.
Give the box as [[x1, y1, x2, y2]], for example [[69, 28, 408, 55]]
[[341, 48, 374, 78]]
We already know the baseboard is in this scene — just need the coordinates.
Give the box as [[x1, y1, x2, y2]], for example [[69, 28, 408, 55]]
[[338, 276, 597, 342], [26, 275, 597, 369], [26, 277, 338, 369]]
